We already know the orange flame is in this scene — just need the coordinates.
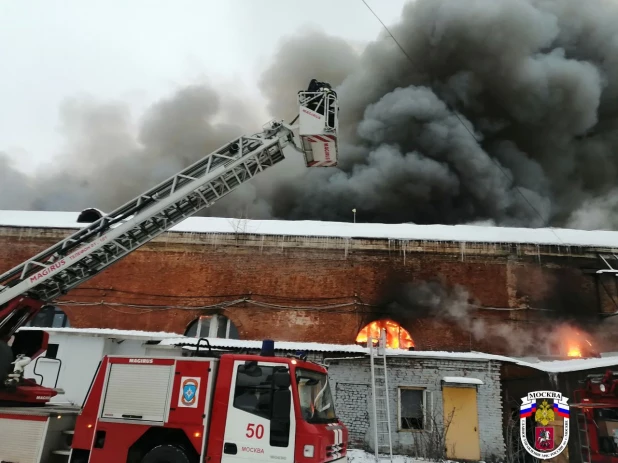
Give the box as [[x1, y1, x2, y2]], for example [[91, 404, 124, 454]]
[[356, 319, 414, 349], [567, 345, 582, 358], [554, 325, 594, 358]]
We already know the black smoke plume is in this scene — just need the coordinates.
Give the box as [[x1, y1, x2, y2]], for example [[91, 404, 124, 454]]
[[382, 279, 603, 357], [4, 0, 618, 229]]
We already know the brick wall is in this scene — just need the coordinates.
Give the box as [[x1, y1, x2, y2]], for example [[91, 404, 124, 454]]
[[334, 382, 370, 448], [0, 225, 613, 354], [327, 356, 505, 460]]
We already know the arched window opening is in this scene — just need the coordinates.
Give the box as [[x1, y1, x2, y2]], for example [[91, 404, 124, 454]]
[[356, 319, 414, 350], [26, 306, 70, 328], [184, 314, 239, 339]]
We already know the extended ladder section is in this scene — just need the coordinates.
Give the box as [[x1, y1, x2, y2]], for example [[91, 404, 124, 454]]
[[0, 120, 298, 339], [368, 329, 393, 462]]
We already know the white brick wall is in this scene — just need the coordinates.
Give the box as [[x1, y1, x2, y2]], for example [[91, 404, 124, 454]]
[[326, 357, 505, 461]]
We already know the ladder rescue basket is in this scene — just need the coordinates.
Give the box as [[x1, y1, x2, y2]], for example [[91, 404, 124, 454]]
[[298, 79, 339, 167]]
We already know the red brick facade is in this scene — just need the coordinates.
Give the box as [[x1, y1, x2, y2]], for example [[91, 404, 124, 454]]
[[1, 226, 615, 355]]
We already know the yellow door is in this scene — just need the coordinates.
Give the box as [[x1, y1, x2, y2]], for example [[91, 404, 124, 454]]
[[442, 386, 481, 460]]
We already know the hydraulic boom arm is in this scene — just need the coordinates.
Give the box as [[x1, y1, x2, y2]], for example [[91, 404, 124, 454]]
[[0, 81, 339, 359], [0, 121, 294, 341]]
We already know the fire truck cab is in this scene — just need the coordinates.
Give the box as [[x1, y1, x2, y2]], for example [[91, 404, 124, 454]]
[[572, 369, 618, 462], [0, 341, 348, 463]]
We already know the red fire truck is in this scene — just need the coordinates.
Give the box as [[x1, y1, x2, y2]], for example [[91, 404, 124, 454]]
[[0, 81, 348, 462], [572, 369, 618, 463], [0, 340, 347, 463]]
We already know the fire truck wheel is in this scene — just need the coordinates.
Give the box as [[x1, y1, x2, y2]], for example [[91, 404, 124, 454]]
[[141, 444, 193, 463], [0, 340, 13, 383]]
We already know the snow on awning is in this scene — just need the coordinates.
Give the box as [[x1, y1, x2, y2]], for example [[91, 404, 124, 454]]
[[442, 376, 484, 385]]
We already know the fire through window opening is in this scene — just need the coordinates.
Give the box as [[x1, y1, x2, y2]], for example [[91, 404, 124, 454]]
[[355, 319, 414, 350], [553, 325, 598, 358], [565, 335, 595, 358]]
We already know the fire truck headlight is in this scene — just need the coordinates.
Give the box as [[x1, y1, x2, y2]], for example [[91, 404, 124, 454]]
[[303, 445, 315, 458], [601, 384, 606, 392]]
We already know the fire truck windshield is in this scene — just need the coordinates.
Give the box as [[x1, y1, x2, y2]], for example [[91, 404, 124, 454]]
[[296, 368, 338, 424]]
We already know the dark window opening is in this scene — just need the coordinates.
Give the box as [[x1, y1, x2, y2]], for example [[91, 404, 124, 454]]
[[399, 388, 425, 430], [26, 306, 70, 328]]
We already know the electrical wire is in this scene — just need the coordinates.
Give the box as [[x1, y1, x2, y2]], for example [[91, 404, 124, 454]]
[[56, 299, 246, 312], [56, 294, 556, 316], [65, 285, 561, 313], [246, 300, 359, 311], [71, 286, 354, 302], [359, 0, 565, 246]]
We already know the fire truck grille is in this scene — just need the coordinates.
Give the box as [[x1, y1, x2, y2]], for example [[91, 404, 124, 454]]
[[325, 443, 346, 461]]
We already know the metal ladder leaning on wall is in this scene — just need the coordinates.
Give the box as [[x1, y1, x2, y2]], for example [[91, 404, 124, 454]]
[[368, 329, 393, 462]]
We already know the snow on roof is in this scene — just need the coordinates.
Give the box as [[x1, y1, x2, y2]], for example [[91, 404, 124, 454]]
[[160, 336, 371, 354], [19, 327, 180, 340], [159, 336, 533, 363], [518, 356, 618, 374], [2, 209, 618, 248], [442, 376, 484, 385], [17, 327, 618, 374], [157, 337, 618, 373]]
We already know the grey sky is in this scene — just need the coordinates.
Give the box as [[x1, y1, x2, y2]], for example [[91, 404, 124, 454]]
[[0, 0, 407, 173]]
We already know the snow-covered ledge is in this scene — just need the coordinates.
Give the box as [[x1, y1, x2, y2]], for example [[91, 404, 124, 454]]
[[442, 376, 484, 385]]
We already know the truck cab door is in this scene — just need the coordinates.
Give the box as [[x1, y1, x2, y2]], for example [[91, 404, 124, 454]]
[[221, 360, 295, 463]]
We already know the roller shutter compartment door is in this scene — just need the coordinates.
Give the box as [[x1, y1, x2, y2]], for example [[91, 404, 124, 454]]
[[101, 363, 174, 422], [0, 415, 47, 463]]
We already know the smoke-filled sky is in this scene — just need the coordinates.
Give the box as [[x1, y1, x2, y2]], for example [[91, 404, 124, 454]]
[[3, 0, 618, 230]]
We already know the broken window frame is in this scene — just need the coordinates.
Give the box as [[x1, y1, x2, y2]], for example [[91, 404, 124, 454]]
[[397, 386, 433, 432]]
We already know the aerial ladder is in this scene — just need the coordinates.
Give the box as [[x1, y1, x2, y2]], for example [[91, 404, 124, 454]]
[[0, 79, 339, 405]]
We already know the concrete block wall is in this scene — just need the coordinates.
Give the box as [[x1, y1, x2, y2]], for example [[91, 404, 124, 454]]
[[326, 357, 505, 461]]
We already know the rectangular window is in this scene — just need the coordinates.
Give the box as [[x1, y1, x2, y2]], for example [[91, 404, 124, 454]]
[[217, 318, 228, 338], [295, 368, 338, 424], [232, 363, 292, 448], [398, 387, 431, 431], [233, 364, 276, 419], [197, 316, 211, 337]]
